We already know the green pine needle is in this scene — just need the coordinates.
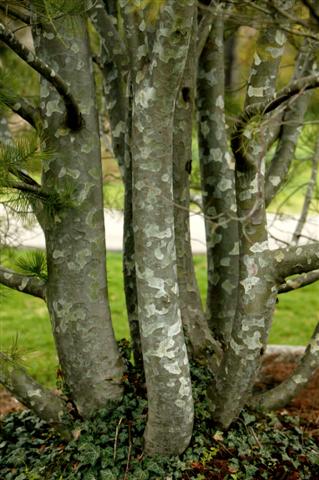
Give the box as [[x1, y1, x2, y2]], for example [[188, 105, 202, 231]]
[[16, 250, 48, 280]]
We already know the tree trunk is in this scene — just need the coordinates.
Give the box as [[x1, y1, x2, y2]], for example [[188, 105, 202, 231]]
[[33, 15, 123, 418], [131, 1, 195, 455]]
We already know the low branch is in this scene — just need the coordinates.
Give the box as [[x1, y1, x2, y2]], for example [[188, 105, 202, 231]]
[[0, 23, 82, 130], [278, 269, 319, 293], [0, 353, 72, 438], [272, 242, 319, 281], [0, 266, 46, 299], [1, 95, 42, 129], [250, 322, 319, 410], [0, 4, 32, 25]]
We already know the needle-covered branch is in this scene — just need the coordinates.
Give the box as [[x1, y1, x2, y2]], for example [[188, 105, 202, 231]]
[[272, 242, 319, 281], [0, 23, 82, 130], [0, 353, 72, 438], [0, 266, 46, 299], [278, 269, 319, 293]]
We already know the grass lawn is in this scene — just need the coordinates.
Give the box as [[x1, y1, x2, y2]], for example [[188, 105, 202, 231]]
[[0, 251, 318, 387]]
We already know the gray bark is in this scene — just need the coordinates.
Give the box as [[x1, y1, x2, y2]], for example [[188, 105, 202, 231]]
[[197, 10, 239, 346], [131, 0, 195, 455], [0, 353, 72, 438], [33, 14, 124, 417]]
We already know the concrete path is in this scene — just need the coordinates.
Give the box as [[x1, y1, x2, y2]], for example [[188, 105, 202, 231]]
[[1, 206, 318, 253]]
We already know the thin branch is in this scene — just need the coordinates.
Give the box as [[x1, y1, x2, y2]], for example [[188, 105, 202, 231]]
[[197, 0, 215, 57], [8, 180, 48, 200], [301, 0, 319, 24], [278, 269, 319, 293], [0, 95, 42, 129], [0, 22, 82, 130], [0, 265, 46, 299], [0, 4, 32, 25], [292, 135, 319, 244], [89, 0, 129, 77], [251, 322, 319, 410], [232, 73, 319, 168], [0, 352, 72, 438], [272, 242, 319, 281]]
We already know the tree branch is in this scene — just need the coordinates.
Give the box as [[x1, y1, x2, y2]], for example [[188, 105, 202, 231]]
[[232, 72, 319, 168], [292, 133, 319, 244], [0, 23, 82, 130], [197, 0, 215, 57], [0, 4, 32, 25], [250, 322, 319, 410], [0, 353, 72, 438], [278, 269, 319, 293], [89, 0, 129, 77], [272, 242, 319, 281], [0, 266, 46, 299], [0, 94, 41, 129]]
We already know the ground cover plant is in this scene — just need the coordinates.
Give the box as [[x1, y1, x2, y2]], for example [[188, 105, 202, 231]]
[[1, 360, 319, 480]]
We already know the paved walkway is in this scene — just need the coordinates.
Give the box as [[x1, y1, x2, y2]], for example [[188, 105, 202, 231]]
[[1, 207, 318, 253]]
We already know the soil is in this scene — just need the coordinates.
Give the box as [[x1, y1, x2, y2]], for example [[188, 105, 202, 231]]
[[1, 356, 319, 431]]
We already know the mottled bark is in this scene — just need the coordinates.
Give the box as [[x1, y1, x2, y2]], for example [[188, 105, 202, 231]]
[[0, 353, 72, 438], [33, 15, 124, 417], [123, 84, 142, 370], [265, 50, 314, 206], [0, 22, 81, 130], [0, 266, 46, 299], [251, 322, 319, 410], [278, 269, 319, 293], [173, 16, 220, 364], [197, 10, 239, 345], [131, 1, 195, 455]]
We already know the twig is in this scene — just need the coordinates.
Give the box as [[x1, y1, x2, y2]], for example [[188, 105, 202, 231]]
[[113, 416, 124, 462]]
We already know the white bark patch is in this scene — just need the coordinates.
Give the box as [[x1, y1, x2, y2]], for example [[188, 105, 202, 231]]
[[240, 276, 259, 293], [220, 257, 231, 267], [254, 52, 261, 66], [216, 95, 224, 109], [46, 99, 64, 116], [113, 121, 125, 138], [18, 277, 29, 291], [218, 178, 232, 192], [275, 30, 286, 46], [293, 374, 305, 384], [135, 86, 156, 109], [229, 242, 239, 255], [266, 46, 284, 59], [144, 225, 172, 239], [221, 279, 235, 294], [52, 250, 64, 259], [29, 389, 42, 398], [274, 250, 285, 263], [250, 240, 269, 253], [4, 273, 13, 280], [210, 148, 223, 163], [247, 86, 264, 98], [269, 175, 281, 186]]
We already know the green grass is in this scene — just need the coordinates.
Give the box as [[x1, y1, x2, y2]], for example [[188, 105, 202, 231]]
[[0, 251, 318, 387]]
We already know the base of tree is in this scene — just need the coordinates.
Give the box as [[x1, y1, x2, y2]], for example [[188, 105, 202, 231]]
[[1, 359, 319, 479]]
